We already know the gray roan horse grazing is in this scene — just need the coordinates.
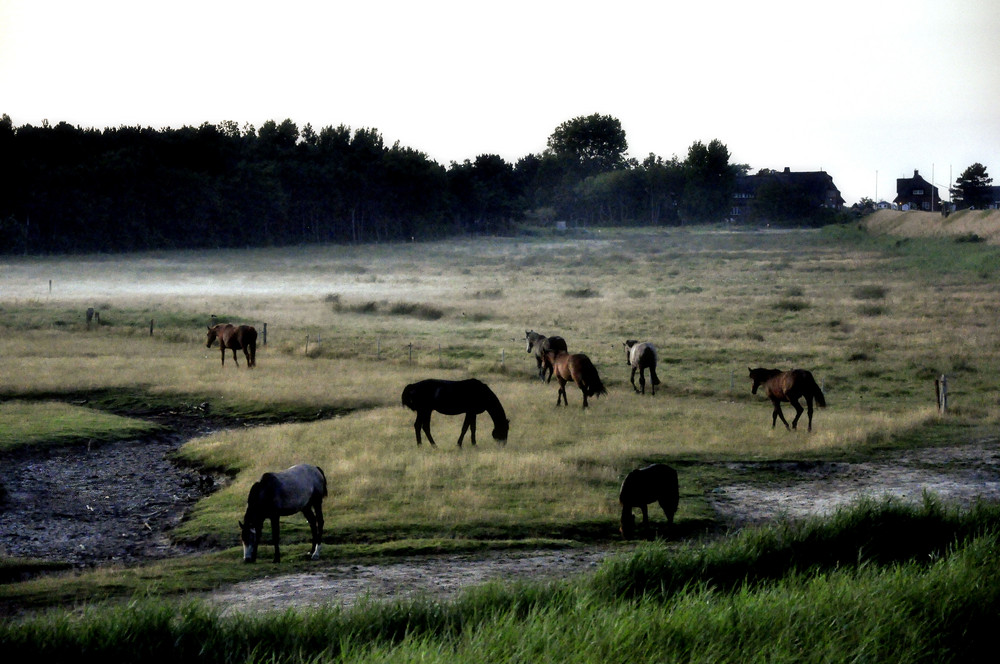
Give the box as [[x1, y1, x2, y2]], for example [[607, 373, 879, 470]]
[[525, 330, 568, 381], [401, 378, 509, 447], [749, 367, 827, 432], [624, 340, 661, 395], [619, 463, 679, 539], [207, 323, 257, 368], [239, 464, 326, 563]]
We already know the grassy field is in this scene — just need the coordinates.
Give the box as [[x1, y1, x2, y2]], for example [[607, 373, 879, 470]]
[[2, 220, 1000, 658]]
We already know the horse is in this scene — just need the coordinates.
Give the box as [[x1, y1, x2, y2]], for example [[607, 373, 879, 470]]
[[748, 367, 827, 432], [239, 464, 326, 563], [401, 378, 509, 447], [624, 340, 661, 395], [619, 463, 679, 539], [543, 350, 607, 408], [207, 323, 257, 368], [525, 330, 568, 381]]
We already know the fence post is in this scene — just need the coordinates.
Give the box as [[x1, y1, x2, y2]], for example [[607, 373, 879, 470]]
[[377, 338, 381, 360], [149, 319, 155, 336], [305, 334, 310, 355], [936, 375, 948, 413], [408, 343, 413, 363], [262, 323, 267, 345], [86, 307, 94, 330]]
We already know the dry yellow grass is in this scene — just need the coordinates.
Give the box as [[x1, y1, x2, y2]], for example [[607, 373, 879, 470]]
[[864, 209, 1000, 243]]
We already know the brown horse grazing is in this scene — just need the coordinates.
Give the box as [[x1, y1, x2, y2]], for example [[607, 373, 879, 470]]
[[207, 323, 257, 368], [239, 464, 326, 563], [525, 330, 568, 382], [749, 367, 827, 432], [619, 463, 678, 539], [401, 378, 509, 447], [624, 340, 661, 395], [543, 350, 607, 408]]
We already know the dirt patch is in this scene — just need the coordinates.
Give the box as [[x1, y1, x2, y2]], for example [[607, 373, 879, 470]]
[[0, 426, 224, 567], [708, 439, 1000, 526], [206, 548, 612, 617]]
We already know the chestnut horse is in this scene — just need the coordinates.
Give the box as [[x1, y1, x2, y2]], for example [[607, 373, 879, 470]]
[[207, 323, 257, 368], [525, 330, 567, 381], [543, 350, 607, 408], [748, 367, 827, 432], [401, 378, 509, 447], [239, 464, 326, 563], [619, 463, 678, 539], [623, 340, 661, 395]]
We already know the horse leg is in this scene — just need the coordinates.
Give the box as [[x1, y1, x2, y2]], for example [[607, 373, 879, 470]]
[[772, 400, 790, 429], [804, 395, 814, 432], [420, 412, 437, 446], [458, 413, 476, 447], [640, 504, 650, 534], [243, 346, 251, 367], [639, 368, 647, 395], [630, 366, 639, 393], [231, 348, 240, 367], [657, 498, 675, 529], [580, 382, 589, 408], [303, 505, 322, 560], [270, 515, 281, 563], [649, 367, 659, 395], [789, 398, 804, 430], [220, 347, 226, 367]]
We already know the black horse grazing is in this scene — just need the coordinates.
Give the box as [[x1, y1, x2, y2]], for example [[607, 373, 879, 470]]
[[239, 464, 326, 563], [624, 340, 661, 395], [749, 367, 827, 432], [401, 378, 509, 447], [543, 350, 607, 408], [525, 330, 568, 381], [207, 323, 257, 368], [619, 463, 678, 539]]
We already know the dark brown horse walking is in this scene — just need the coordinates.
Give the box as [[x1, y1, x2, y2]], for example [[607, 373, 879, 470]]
[[619, 463, 679, 539], [401, 378, 509, 447], [207, 323, 257, 368], [525, 330, 567, 381], [543, 350, 607, 408], [624, 340, 661, 395], [748, 367, 827, 432]]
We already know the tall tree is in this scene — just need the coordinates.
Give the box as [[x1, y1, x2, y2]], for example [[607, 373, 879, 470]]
[[679, 139, 737, 223], [545, 113, 628, 178], [950, 163, 993, 209]]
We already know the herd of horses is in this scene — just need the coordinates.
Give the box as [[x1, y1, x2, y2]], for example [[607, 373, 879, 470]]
[[216, 322, 827, 560]]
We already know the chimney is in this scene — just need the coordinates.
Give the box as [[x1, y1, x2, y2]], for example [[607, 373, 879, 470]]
[[914, 170, 920, 177], [783, 167, 791, 173]]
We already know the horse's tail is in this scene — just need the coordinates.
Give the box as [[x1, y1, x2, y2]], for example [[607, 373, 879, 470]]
[[808, 373, 827, 407], [649, 366, 661, 386], [316, 466, 328, 498], [583, 360, 608, 398]]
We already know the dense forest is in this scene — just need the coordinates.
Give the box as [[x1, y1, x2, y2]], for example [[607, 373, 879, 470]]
[[0, 112, 753, 254]]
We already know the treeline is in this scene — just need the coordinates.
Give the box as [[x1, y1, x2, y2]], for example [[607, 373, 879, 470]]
[[0, 113, 745, 254]]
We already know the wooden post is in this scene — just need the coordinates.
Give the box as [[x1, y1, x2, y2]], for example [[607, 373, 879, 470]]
[[438, 344, 442, 366], [262, 323, 267, 345], [936, 375, 948, 413], [149, 319, 155, 336], [408, 343, 413, 363], [377, 338, 381, 359], [305, 335, 310, 355], [86, 308, 94, 330], [501, 348, 505, 367]]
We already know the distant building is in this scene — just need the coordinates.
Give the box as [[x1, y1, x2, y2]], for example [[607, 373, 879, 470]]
[[731, 168, 844, 220], [893, 170, 940, 211]]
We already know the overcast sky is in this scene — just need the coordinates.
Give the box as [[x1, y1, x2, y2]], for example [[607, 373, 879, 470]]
[[2, 0, 998, 204]]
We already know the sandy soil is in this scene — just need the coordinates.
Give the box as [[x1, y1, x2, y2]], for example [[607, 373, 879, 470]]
[[2, 422, 998, 615]]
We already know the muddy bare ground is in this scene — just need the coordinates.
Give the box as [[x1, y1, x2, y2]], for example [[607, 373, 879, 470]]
[[2, 424, 999, 615]]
